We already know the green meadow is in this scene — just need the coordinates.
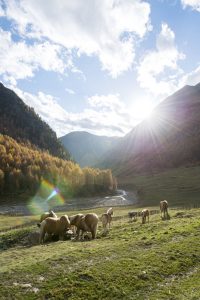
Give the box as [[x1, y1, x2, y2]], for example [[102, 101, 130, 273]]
[[119, 165, 200, 206], [0, 206, 200, 300]]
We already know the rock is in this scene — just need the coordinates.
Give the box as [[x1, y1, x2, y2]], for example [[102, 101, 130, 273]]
[[138, 271, 149, 280]]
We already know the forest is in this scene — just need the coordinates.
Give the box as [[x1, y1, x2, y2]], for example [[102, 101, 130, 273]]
[[0, 134, 117, 199], [0, 82, 70, 160]]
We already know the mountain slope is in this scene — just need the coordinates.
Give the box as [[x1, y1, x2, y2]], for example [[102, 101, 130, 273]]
[[100, 83, 200, 176], [0, 83, 70, 159], [60, 131, 121, 167]]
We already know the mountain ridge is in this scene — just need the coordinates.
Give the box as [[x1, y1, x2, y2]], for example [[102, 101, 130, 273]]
[[60, 131, 121, 167], [0, 82, 70, 160], [98, 83, 200, 176]]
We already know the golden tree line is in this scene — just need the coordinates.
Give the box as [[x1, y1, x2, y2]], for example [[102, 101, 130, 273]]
[[0, 134, 117, 197]]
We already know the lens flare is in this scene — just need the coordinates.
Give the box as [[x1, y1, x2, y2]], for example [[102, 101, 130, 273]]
[[28, 179, 65, 215]]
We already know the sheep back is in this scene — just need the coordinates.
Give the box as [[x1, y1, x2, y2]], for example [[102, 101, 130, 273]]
[[43, 215, 70, 235], [84, 213, 99, 230]]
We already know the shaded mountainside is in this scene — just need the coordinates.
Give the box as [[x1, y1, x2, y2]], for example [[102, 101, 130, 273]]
[[0, 83, 70, 160], [60, 131, 121, 167], [100, 83, 200, 177]]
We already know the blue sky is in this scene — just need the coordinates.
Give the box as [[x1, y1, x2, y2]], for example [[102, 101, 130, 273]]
[[0, 0, 200, 137]]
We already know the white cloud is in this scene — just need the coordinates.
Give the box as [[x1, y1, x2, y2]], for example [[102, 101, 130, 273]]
[[65, 88, 75, 95], [10, 85, 136, 137], [3, 0, 151, 77], [181, 0, 200, 12], [179, 64, 200, 86], [88, 94, 123, 111], [0, 28, 72, 84], [137, 23, 185, 97]]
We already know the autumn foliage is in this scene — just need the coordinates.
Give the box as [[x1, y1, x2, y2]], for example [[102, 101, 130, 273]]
[[0, 134, 117, 199]]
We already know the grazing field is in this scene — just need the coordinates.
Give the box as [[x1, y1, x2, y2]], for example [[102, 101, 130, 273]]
[[0, 206, 200, 300], [119, 165, 200, 206]]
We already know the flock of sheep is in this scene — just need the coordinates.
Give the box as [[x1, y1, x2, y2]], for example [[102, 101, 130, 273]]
[[37, 200, 169, 244]]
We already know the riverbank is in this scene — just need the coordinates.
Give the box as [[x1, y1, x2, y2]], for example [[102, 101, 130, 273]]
[[0, 189, 138, 216]]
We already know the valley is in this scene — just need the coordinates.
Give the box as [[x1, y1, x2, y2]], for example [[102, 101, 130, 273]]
[[1, 2, 200, 299]]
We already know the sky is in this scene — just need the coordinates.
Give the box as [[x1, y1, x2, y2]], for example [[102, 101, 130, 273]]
[[0, 0, 200, 137]]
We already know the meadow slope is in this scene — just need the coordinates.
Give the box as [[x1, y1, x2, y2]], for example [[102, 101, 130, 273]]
[[0, 206, 200, 299], [119, 165, 200, 207]]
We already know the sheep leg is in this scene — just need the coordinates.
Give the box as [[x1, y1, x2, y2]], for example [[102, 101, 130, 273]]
[[39, 231, 45, 244], [91, 224, 98, 239], [76, 228, 81, 240], [80, 230, 85, 240], [59, 233, 64, 241]]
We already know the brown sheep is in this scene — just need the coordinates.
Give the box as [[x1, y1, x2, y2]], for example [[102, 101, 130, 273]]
[[40, 210, 57, 223], [160, 200, 169, 219], [39, 215, 70, 243], [69, 213, 99, 240], [128, 211, 138, 221], [101, 207, 113, 231], [141, 209, 149, 224]]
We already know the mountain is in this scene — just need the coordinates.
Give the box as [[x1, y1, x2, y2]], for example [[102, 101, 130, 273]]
[[0, 82, 70, 160], [100, 83, 200, 177], [60, 131, 121, 167]]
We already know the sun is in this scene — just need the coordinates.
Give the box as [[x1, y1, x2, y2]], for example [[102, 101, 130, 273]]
[[131, 98, 156, 123]]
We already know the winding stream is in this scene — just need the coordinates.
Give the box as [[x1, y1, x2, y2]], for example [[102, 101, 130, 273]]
[[0, 189, 138, 215]]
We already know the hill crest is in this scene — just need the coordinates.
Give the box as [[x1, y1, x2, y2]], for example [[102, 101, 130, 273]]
[[0, 82, 70, 160]]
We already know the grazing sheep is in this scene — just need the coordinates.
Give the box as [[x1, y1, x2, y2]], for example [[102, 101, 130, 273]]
[[128, 211, 138, 221], [69, 213, 99, 240], [141, 209, 149, 224], [160, 200, 169, 220], [101, 207, 113, 231], [39, 215, 70, 244], [40, 210, 57, 223]]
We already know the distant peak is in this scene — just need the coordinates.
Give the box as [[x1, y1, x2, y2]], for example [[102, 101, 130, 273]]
[[195, 82, 200, 88]]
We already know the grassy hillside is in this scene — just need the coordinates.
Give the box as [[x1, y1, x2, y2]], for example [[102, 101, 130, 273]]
[[118, 165, 200, 206], [0, 206, 200, 299]]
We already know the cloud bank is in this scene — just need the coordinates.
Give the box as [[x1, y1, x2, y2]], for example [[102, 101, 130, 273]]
[[181, 0, 200, 12], [1, 0, 151, 78], [137, 23, 185, 97]]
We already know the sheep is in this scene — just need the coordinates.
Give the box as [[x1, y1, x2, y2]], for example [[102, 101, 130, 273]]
[[101, 207, 113, 231], [160, 200, 169, 220], [40, 210, 57, 223], [128, 211, 138, 221], [141, 209, 149, 224], [69, 213, 99, 240], [39, 215, 70, 244]]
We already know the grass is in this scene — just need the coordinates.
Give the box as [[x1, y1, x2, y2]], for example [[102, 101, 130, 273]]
[[0, 206, 200, 299], [119, 165, 200, 206]]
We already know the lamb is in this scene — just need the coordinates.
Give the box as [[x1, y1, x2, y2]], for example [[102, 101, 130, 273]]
[[101, 207, 113, 231], [69, 213, 99, 240], [160, 200, 169, 220], [141, 209, 150, 224], [128, 211, 138, 221], [39, 215, 70, 244]]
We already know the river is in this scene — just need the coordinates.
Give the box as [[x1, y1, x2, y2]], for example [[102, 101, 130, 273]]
[[0, 189, 138, 215]]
